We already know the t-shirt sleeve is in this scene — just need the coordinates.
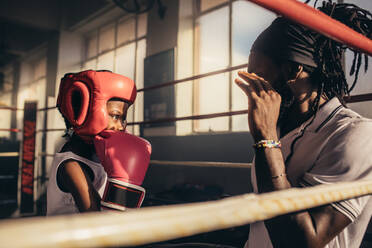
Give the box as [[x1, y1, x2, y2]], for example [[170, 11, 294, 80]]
[[299, 120, 372, 222]]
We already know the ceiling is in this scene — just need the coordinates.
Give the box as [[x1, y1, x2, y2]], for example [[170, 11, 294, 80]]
[[0, 0, 111, 68]]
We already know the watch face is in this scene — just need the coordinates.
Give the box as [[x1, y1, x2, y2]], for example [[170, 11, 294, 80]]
[[104, 181, 144, 208]]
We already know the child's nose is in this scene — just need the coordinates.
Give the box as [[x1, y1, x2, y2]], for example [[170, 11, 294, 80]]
[[107, 122, 125, 131], [115, 122, 125, 131]]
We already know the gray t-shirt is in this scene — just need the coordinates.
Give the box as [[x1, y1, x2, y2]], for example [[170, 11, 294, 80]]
[[246, 97, 372, 248]]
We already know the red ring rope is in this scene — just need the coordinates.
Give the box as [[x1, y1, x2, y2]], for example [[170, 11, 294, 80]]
[[248, 0, 372, 56]]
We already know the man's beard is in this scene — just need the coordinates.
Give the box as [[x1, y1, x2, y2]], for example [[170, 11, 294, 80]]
[[273, 79, 294, 125]]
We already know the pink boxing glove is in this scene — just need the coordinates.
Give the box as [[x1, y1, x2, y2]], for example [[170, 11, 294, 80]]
[[94, 130, 152, 211]]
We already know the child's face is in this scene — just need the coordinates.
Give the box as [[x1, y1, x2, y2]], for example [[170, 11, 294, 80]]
[[106, 100, 129, 131]]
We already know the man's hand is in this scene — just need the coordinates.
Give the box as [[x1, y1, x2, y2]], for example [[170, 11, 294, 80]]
[[235, 71, 281, 142]]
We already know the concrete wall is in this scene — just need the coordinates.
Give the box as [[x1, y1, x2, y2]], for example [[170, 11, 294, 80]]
[[146, 0, 179, 57]]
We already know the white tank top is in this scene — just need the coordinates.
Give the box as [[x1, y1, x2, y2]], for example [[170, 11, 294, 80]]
[[46, 151, 107, 216]]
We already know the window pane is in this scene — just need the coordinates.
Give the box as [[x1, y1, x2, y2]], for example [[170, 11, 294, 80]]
[[232, 0, 276, 66], [194, 73, 229, 132], [126, 104, 135, 134], [99, 24, 115, 53], [344, 0, 372, 95], [16, 86, 27, 131], [137, 13, 147, 38], [201, 0, 228, 12], [16, 78, 46, 127], [197, 7, 229, 73], [82, 59, 97, 71], [34, 58, 46, 80], [18, 81, 45, 106], [133, 91, 144, 135], [35, 78, 46, 109], [347, 102, 372, 118], [3, 69, 13, 92], [35, 80, 46, 147], [97, 51, 114, 71], [86, 32, 98, 59], [196, 116, 229, 132], [0, 92, 12, 138], [345, 51, 372, 95], [117, 17, 135, 45], [0, 93, 11, 107], [345, 49, 372, 117], [136, 39, 146, 88], [115, 43, 135, 79], [342, 0, 372, 10], [231, 70, 249, 131], [177, 0, 193, 79], [176, 80, 193, 135], [134, 39, 146, 135], [176, 0, 193, 135], [340, 0, 372, 118]]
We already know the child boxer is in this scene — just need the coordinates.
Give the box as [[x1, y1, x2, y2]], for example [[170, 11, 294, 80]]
[[47, 70, 151, 215]]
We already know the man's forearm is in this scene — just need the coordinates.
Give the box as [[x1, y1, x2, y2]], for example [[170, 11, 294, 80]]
[[254, 149, 319, 247], [255, 148, 291, 192]]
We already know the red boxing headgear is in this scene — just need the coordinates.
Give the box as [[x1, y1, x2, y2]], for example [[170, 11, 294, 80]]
[[57, 70, 136, 137]]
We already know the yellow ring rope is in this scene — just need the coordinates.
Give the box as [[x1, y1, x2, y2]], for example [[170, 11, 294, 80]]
[[0, 180, 370, 248]]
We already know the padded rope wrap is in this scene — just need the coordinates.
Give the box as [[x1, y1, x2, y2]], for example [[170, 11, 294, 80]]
[[0, 180, 371, 248]]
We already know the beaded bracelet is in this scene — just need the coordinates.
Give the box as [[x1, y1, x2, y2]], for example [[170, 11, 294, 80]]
[[253, 140, 281, 149]]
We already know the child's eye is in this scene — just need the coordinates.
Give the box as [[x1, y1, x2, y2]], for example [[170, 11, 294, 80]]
[[111, 114, 120, 121]]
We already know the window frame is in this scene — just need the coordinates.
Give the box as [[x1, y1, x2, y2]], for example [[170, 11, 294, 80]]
[[81, 13, 148, 135], [192, 0, 237, 134]]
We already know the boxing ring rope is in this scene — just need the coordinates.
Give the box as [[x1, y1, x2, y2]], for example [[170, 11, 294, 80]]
[[344, 93, 372, 103], [36, 128, 65, 133], [0, 180, 370, 248], [150, 160, 251, 168], [127, 109, 249, 126], [250, 0, 372, 56], [0, 106, 23, 111], [36, 90, 372, 131], [35, 109, 249, 133], [0, 128, 21, 132], [137, 63, 248, 92], [11, 71, 372, 133], [35, 92, 372, 132], [36, 106, 58, 112], [38, 151, 252, 168], [0, 152, 19, 157]]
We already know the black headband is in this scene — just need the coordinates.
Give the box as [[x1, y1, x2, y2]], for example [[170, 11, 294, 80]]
[[251, 17, 318, 68]]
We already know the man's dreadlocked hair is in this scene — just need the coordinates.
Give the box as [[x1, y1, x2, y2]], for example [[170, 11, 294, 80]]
[[304, 0, 372, 111], [283, 0, 372, 165]]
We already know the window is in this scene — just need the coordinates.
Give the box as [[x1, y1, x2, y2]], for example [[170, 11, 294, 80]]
[[177, 0, 276, 135], [0, 66, 14, 138], [343, 0, 372, 118], [17, 57, 47, 134], [81, 13, 148, 135], [16, 56, 47, 190]]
